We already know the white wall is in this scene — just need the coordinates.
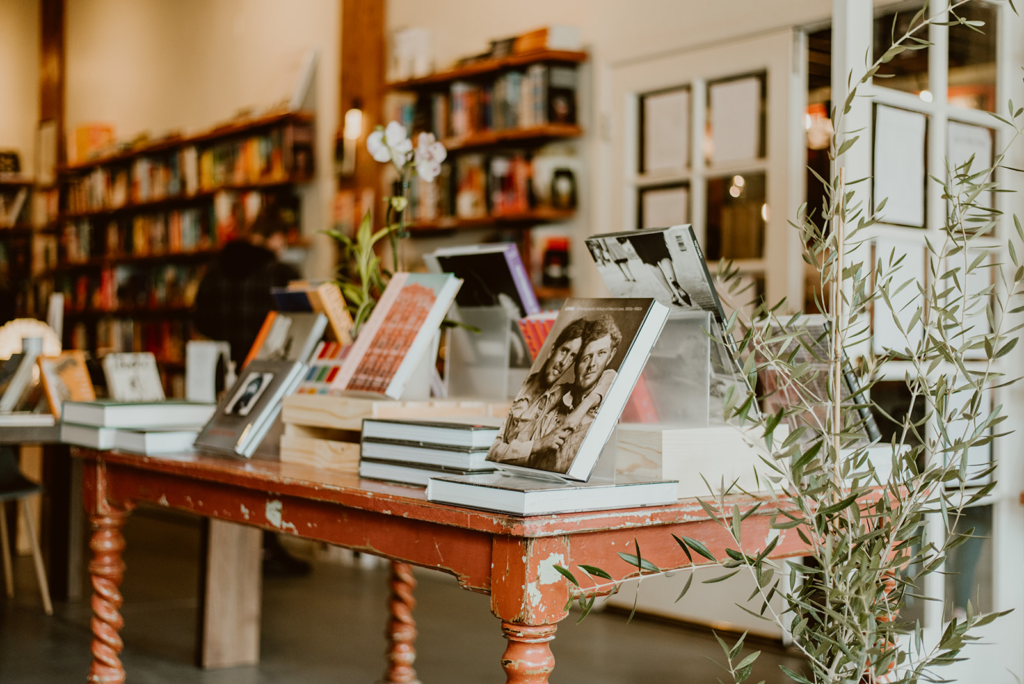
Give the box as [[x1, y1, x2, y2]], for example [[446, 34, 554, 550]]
[[66, 0, 340, 278], [0, 0, 40, 175]]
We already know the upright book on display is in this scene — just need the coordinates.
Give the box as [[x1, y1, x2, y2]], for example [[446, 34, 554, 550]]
[[427, 298, 679, 515], [326, 273, 461, 399], [194, 359, 306, 458], [424, 242, 539, 318]]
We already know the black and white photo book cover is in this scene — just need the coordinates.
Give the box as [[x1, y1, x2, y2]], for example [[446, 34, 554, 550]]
[[194, 359, 306, 458], [586, 224, 754, 423], [485, 297, 669, 481]]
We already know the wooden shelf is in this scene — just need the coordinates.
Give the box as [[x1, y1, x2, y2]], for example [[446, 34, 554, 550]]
[[534, 286, 572, 301], [0, 174, 34, 187], [59, 110, 314, 174], [62, 179, 308, 219], [0, 225, 57, 237], [405, 208, 575, 233], [64, 304, 194, 319], [388, 49, 588, 90], [52, 248, 221, 272], [442, 124, 582, 151]]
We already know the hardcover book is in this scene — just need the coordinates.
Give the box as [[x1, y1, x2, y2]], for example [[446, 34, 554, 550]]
[[38, 351, 97, 418], [425, 242, 539, 318], [360, 438, 495, 470], [486, 297, 670, 481], [102, 352, 165, 402], [359, 459, 496, 487], [361, 418, 501, 449], [328, 273, 462, 399], [194, 359, 306, 458], [272, 281, 354, 345], [62, 400, 216, 429]]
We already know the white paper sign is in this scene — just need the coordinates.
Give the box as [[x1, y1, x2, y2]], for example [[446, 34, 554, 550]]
[[641, 186, 690, 230], [186, 341, 233, 403], [643, 89, 690, 173], [947, 121, 994, 210], [710, 77, 761, 164], [103, 353, 166, 402], [872, 236, 926, 355], [873, 105, 927, 227]]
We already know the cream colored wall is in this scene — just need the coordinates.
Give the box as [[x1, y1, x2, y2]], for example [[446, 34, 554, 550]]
[[0, 0, 40, 175], [65, 0, 339, 278]]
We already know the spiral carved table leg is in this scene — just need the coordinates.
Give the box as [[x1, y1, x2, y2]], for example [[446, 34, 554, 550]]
[[87, 507, 130, 684], [500, 622, 557, 684], [382, 561, 420, 684]]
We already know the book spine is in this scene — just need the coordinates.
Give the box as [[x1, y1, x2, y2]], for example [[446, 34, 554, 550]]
[[503, 244, 539, 315]]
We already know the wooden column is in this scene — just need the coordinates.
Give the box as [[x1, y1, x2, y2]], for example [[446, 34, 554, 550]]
[[382, 561, 420, 684], [40, 0, 65, 164], [339, 0, 385, 206]]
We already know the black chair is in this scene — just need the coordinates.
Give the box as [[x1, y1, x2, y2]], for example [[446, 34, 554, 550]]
[[0, 445, 52, 615]]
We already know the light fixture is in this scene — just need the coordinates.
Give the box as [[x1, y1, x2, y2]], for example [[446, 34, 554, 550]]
[[761, 203, 770, 221], [919, 90, 933, 103], [339, 99, 363, 178], [732, 175, 745, 188]]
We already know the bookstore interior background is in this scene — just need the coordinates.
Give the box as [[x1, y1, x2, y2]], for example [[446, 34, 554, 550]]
[[1, 0, 1024, 682]]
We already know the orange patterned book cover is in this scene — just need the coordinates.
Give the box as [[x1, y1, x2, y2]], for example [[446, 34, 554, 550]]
[[328, 273, 462, 399], [38, 351, 97, 418]]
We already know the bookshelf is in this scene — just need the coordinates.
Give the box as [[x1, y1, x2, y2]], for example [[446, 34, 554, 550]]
[[53, 111, 315, 396], [0, 176, 59, 319], [385, 49, 586, 303]]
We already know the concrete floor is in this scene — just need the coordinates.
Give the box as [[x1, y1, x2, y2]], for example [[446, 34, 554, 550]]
[[0, 508, 806, 683]]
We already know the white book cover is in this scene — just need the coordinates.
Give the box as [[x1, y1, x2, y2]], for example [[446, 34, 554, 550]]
[[486, 297, 670, 481], [102, 352, 166, 402], [114, 428, 201, 455], [60, 422, 117, 450], [329, 273, 462, 400]]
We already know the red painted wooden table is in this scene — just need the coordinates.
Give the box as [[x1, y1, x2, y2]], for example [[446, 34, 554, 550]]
[[74, 447, 806, 683]]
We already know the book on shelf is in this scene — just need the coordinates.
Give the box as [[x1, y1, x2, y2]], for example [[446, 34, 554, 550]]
[[194, 359, 306, 458], [359, 459, 494, 488], [62, 399, 216, 429], [326, 273, 462, 399], [242, 311, 328, 369], [1, 187, 28, 228], [360, 437, 496, 471], [426, 472, 677, 516], [425, 242, 539, 318], [102, 352, 166, 402], [512, 26, 582, 53], [485, 297, 670, 482], [454, 155, 487, 219], [38, 351, 97, 418], [488, 155, 532, 215], [361, 418, 502, 449]]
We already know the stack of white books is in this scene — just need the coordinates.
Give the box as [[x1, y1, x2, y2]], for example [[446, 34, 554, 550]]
[[358, 418, 502, 487], [60, 400, 216, 455]]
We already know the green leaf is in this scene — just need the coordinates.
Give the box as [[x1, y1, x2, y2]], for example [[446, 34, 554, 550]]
[[702, 569, 741, 584], [681, 536, 717, 562], [673, 534, 694, 564], [579, 565, 612, 580], [675, 572, 694, 602], [553, 565, 579, 587]]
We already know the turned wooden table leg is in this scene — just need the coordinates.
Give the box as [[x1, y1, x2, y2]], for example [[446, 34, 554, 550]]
[[87, 507, 130, 684], [381, 560, 420, 684], [500, 622, 557, 684]]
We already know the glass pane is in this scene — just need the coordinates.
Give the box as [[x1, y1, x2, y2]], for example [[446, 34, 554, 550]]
[[874, 5, 930, 99], [869, 380, 926, 447], [899, 524, 928, 627], [705, 73, 766, 166], [640, 87, 690, 174], [704, 172, 766, 260], [944, 505, 994, 621], [948, 1, 998, 112], [638, 184, 689, 229]]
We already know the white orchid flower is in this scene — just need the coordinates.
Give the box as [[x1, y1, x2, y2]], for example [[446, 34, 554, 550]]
[[414, 132, 448, 182], [366, 121, 414, 164]]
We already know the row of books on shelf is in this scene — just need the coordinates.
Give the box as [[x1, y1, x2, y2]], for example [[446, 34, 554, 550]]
[[64, 124, 313, 213], [420, 63, 579, 140], [57, 263, 204, 313], [0, 188, 59, 230], [406, 153, 541, 222]]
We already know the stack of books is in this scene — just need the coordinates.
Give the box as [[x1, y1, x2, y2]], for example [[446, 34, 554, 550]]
[[60, 400, 216, 455], [358, 418, 502, 487]]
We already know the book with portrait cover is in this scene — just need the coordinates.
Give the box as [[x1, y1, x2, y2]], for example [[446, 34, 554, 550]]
[[38, 351, 96, 418], [328, 272, 462, 399], [194, 359, 306, 458], [483, 297, 670, 482]]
